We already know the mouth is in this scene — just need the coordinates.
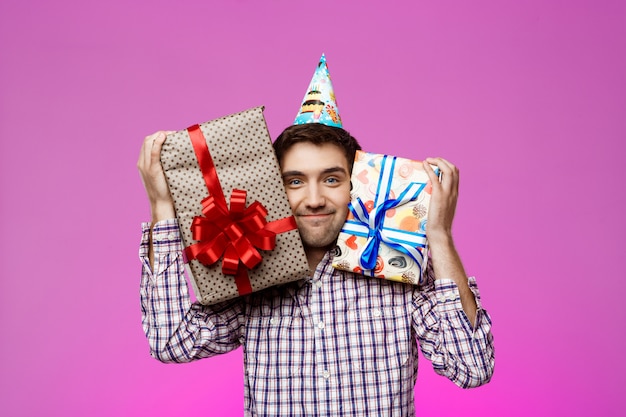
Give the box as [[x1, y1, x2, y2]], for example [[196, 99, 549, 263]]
[[297, 212, 334, 223], [297, 211, 334, 218]]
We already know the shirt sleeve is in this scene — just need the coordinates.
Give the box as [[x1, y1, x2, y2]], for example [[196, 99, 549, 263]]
[[139, 219, 245, 363], [411, 264, 495, 388]]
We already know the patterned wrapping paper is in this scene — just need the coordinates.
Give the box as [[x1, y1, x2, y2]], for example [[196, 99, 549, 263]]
[[160, 106, 310, 305], [332, 150, 437, 285]]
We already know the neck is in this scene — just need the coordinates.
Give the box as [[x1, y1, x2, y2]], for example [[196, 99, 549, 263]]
[[305, 247, 327, 273]]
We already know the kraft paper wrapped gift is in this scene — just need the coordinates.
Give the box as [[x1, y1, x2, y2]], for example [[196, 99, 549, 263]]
[[160, 106, 310, 305], [332, 150, 437, 285]]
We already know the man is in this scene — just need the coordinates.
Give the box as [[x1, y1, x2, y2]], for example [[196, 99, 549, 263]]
[[137, 121, 494, 416], [138, 55, 494, 416]]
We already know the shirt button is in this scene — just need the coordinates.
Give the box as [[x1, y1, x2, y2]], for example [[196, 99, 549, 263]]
[[317, 321, 325, 329], [315, 281, 323, 288], [321, 370, 330, 379], [167, 233, 176, 240], [269, 318, 277, 325], [373, 309, 382, 317]]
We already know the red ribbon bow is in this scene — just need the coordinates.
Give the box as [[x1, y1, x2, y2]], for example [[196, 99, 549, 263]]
[[186, 189, 281, 274], [183, 124, 297, 296]]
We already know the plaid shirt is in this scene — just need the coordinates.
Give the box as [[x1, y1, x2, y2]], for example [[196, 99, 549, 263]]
[[140, 220, 494, 417]]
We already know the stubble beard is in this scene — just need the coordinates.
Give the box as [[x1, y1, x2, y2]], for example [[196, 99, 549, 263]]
[[296, 214, 344, 251]]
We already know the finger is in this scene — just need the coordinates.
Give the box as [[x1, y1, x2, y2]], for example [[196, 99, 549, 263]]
[[142, 131, 160, 158], [150, 132, 167, 166], [422, 159, 441, 188], [138, 134, 154, 171], [144, 131, 163, 148], [139, 131, 168, 171], [426, 157, 458, 191], [441, 158, 459, 192], [425, 157, 454, 174], [424, 157, 449, 187]]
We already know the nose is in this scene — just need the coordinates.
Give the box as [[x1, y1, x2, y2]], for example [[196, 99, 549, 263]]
[[305, 183, 326, 209]]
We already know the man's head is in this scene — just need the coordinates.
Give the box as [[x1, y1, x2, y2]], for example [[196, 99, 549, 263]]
[[274, 124, 361, 175], [274, 124, 361, 258]]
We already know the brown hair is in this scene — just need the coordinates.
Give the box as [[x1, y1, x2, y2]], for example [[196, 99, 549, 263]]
[[273, 124, 362, 173]]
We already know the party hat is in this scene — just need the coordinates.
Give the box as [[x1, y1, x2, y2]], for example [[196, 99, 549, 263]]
[[294, 54, 343, 128]]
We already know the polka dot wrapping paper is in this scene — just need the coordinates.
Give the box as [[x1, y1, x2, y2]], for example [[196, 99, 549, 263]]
[[161, 106, 310, 305], [332, 150, 437, 285]]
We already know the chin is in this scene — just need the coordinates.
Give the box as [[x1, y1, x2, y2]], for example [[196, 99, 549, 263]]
[[302, 238, 336, 250], [300, 232, 338, 250]]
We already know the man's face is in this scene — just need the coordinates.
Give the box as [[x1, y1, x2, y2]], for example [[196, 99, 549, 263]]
[[280, 142, 352, 252]]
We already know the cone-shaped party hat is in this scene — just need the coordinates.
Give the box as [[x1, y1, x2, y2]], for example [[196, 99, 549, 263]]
[[293, 54, 343, 128]]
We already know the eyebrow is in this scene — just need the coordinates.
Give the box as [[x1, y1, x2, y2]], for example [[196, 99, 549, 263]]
[[282, 166, 348, 178]]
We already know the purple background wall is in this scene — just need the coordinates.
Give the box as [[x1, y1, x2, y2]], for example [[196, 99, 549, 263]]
[[1, 1, 624, 416]]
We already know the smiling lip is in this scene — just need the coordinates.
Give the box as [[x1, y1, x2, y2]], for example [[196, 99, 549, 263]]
[[298, 213, 333, 222], [298, 212, 333, 218]]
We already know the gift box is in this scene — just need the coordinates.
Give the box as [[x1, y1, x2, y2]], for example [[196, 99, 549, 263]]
[[332, 150, 437, 285], [160, 106, 310, 305]]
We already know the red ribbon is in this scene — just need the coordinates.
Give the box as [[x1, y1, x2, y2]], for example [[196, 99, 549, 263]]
[[183, 124, 297, 296]]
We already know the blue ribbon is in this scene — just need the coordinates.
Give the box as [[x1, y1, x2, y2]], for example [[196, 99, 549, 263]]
[[342, 154, 429, 274]]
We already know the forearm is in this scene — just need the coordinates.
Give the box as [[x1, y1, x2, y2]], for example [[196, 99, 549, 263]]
[[140, 221, 243, 362], [428, 233, 477, 327], [413, 277, 495, 388], [147, 200, 176, 269], [137, 129, 176, 269]]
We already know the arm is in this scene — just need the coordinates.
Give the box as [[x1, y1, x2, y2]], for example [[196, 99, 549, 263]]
[[137, 131, 176, 269], [422, 157, 477, 326], [139, 221, 245, 362], [137, 132, 244, 363], [413, 157, 494, 387], [411, 266, 495, 388]]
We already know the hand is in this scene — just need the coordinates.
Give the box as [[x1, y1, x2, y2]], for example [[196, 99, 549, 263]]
[[137, 131, 176, 222], [422, 157, 459, 245]]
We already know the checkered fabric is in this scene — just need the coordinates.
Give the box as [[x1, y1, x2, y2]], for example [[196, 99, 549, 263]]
[[140, 220, 494, 417]]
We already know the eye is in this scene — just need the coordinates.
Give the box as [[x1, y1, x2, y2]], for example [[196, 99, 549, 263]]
[[286, 178, 303, 186], [325, 177, 341, 185]]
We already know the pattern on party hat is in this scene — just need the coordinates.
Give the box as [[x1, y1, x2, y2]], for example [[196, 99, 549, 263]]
[[294, 54, 343, 128]]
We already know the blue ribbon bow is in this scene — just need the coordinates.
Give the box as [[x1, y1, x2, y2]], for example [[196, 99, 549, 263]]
[[342, 154, 429, 274]]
